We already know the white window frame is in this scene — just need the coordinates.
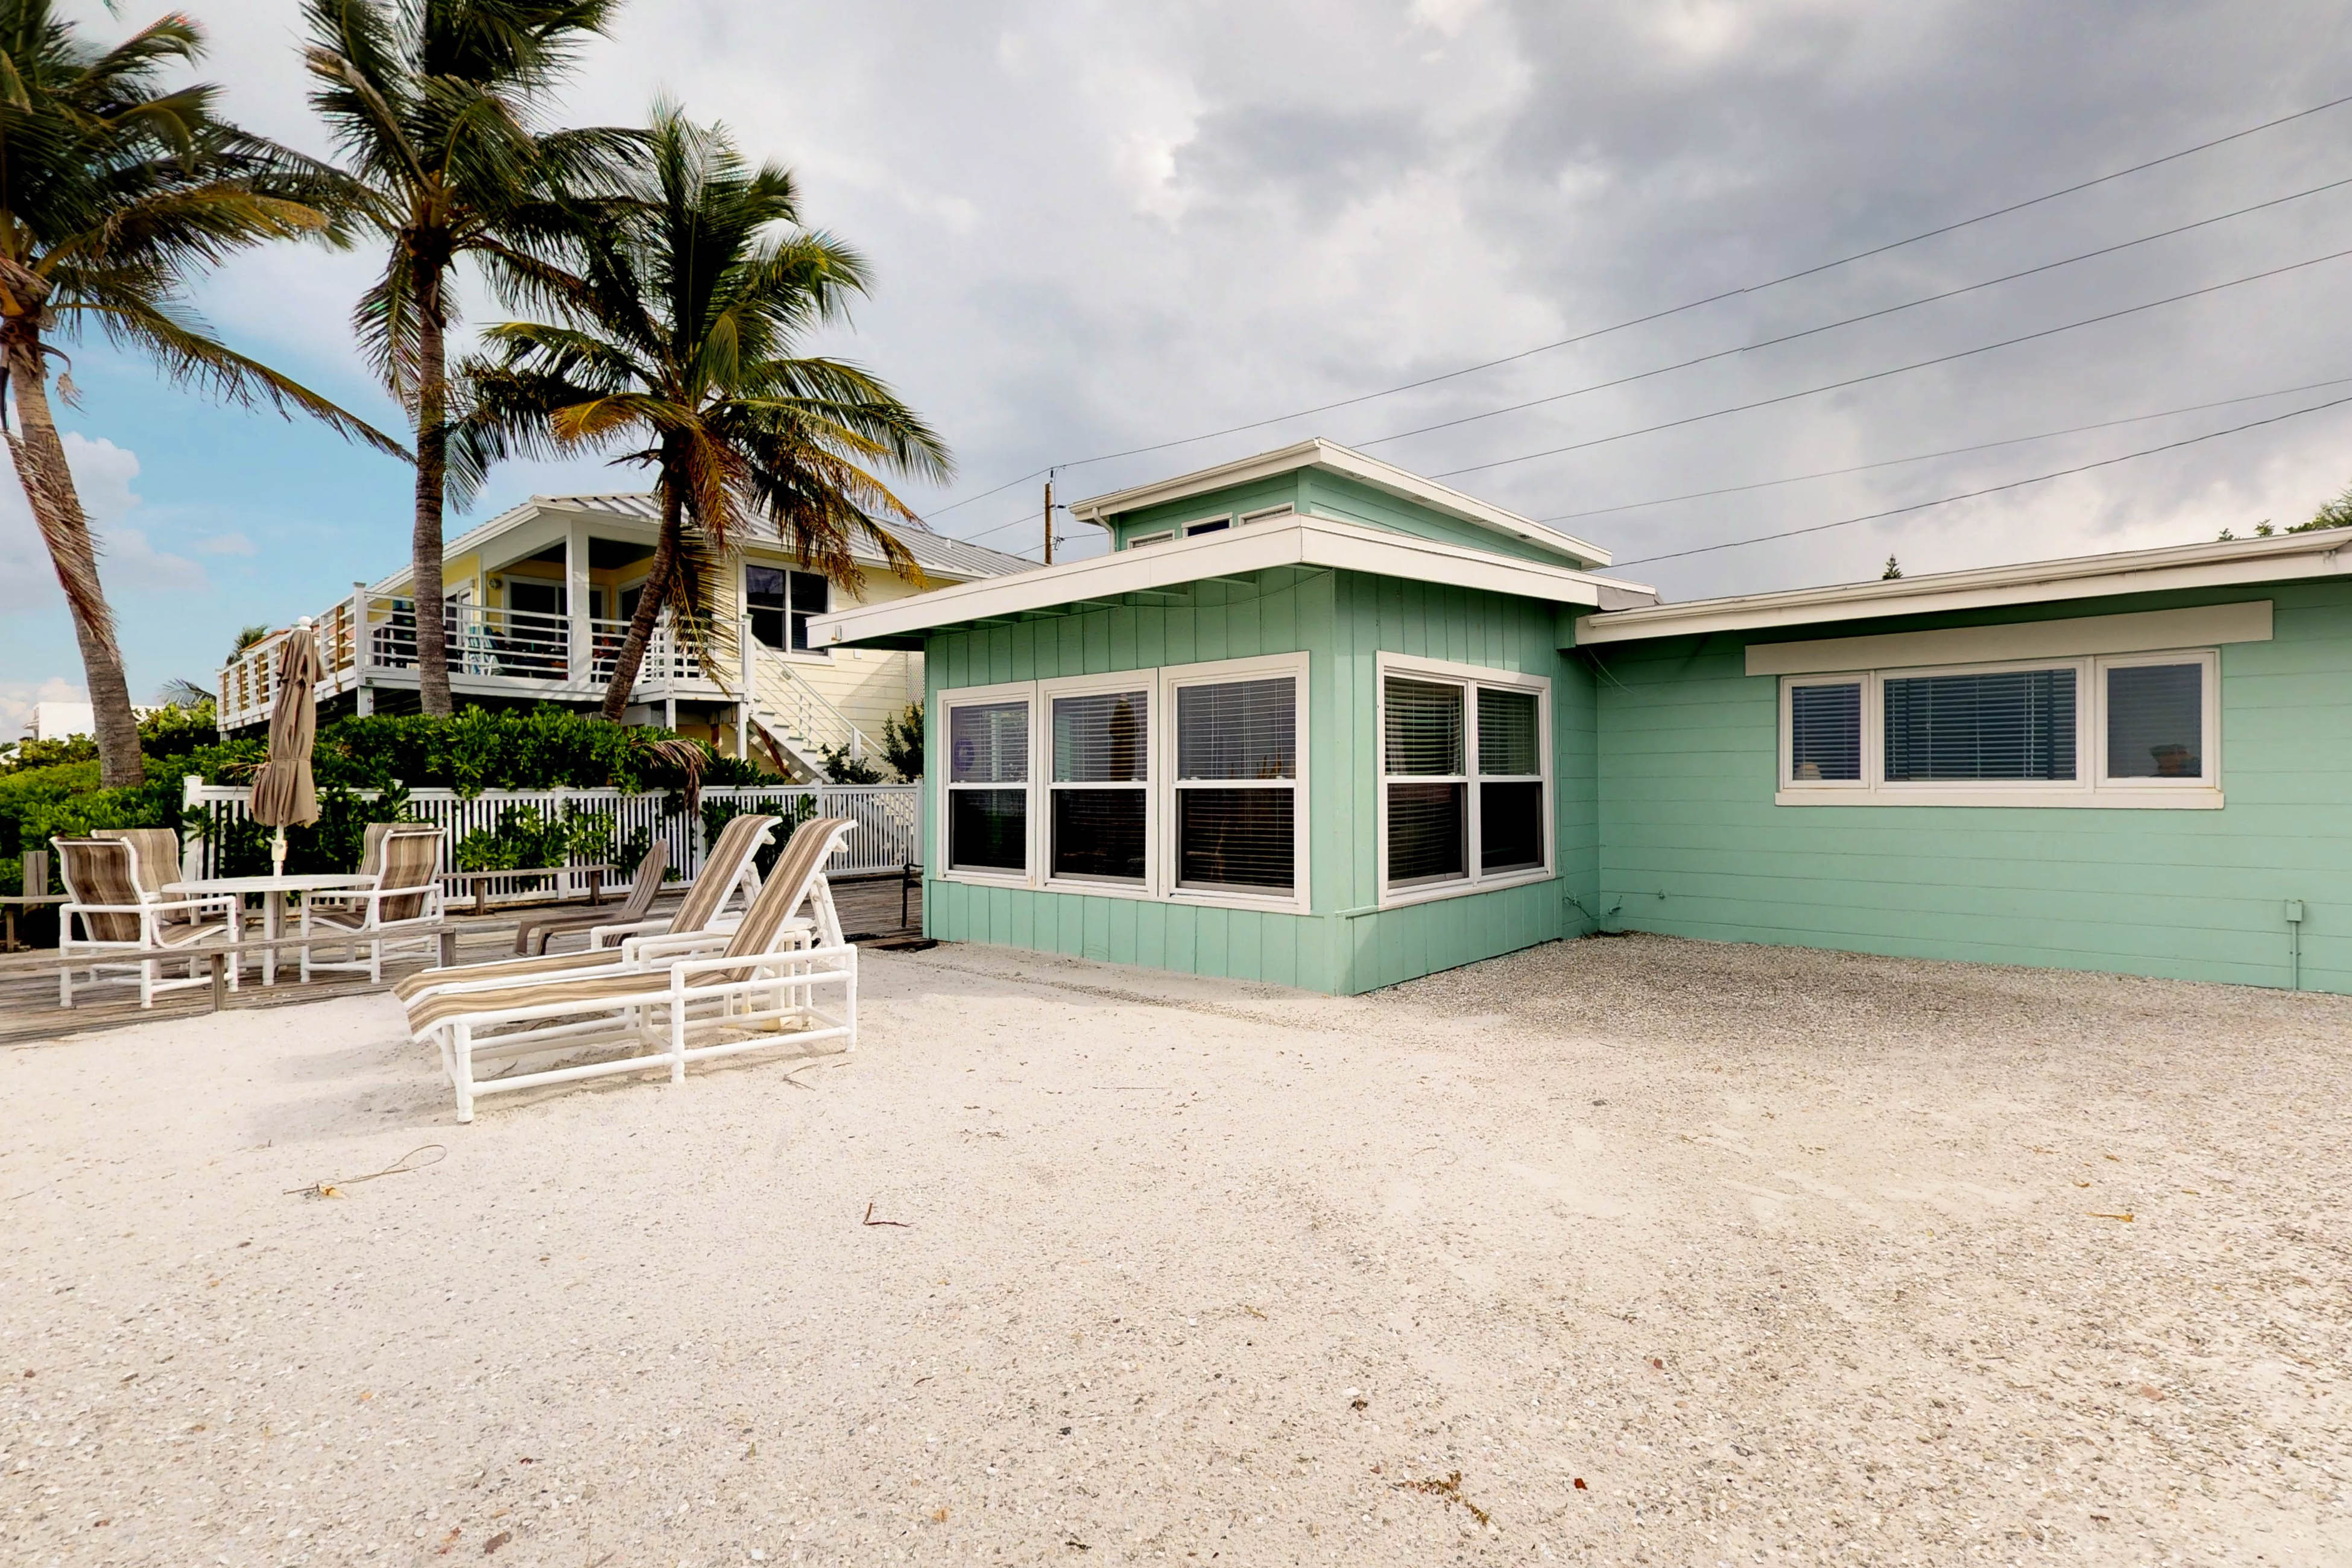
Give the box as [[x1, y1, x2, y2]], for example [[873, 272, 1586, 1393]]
[[1775, 648, 2222, 809], [1160, 652, 1310, 912], [1375, 652, 1554, 910], [742, 560, 833, 660], [932, 653, 1311, 912], [1125, 530, 1175, 549], [1238, 504, 1295, 525], [936, 680, 1037, 886], [1181, 513, 1235, 537], [1040, 671, 1156, 896]]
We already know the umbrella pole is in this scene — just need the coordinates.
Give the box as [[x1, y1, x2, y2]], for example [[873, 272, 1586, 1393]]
[[272, 826, 288, 877]]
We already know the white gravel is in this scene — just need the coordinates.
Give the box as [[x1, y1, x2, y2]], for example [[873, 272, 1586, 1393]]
[[2, 932, 2346, 1566]]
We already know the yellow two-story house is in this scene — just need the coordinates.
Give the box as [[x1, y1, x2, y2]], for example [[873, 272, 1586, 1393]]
[[216, 491, 1034, 779]]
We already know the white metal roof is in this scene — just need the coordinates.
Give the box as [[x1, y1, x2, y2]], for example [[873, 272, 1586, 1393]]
[[370, 492, 1036, 594], [1574, 525, 2352, 645], [808, 511, 1658, 649], [1064, 438, 1613, 568]]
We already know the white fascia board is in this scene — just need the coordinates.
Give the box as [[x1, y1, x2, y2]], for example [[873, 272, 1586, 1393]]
[[1065, 438, 1613, 567], [1745, 600, 2273, 675], [809, 514, 1655, 648], [1575, 528, 2352, 645]]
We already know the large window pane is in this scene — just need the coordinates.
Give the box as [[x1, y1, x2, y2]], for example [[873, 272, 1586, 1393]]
[[1884, 668, 2076, 782], [1387, 781, 1465, 883], [2106, 663, 2203, 779], [1480, 780, 1544, 872], [746, 565, 786, 649], [949, 789, 1026, 871], [1052, 791, 1146, 880], [1789, 682, 1862, 782], [1476, 688, 1539, 775], [1385, 679, 1463, 775], [1177, 680, 1295, 779], [788, 571, 829, 652], [1177, 789, 1294, 889], [949, 702, 1028, 784], [1054, 692, 1148, 781]]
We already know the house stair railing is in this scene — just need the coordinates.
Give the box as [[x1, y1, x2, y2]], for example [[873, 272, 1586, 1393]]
[[738, 628, 876, 783]]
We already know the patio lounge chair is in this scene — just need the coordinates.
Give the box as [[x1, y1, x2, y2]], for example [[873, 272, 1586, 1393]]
[[510, 841, 669, 955], [297, 826, 446, 984], [389, 813, 780, 1006], [404, 817, 857, 1122], [54, 837, 241, 1008]]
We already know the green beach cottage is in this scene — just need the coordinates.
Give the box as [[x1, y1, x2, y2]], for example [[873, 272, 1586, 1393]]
[[811, 439, 2352, 996]]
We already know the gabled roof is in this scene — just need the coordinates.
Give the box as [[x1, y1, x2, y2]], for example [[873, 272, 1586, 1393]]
[[1575, 524, 2352, 645], [372, 491, 1035, 593], [808, 511, 1658, 650], [1064, 438, 1612, 568]]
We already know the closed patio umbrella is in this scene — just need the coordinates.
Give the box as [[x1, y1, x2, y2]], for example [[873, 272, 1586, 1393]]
[[250, 617, 320, 876]]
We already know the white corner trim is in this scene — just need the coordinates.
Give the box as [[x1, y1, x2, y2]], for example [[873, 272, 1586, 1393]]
[[1745, 601, 2272, 676]]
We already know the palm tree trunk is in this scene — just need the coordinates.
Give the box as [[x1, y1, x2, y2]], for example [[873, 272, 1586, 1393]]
[[411, 269, 452, 717], [598, 487, 681, 721], [4, 326, 144, 787]]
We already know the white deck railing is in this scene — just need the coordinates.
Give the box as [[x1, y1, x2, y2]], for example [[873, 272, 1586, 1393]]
[[179, 780, 919, 903], [216, 590, 716, 730]]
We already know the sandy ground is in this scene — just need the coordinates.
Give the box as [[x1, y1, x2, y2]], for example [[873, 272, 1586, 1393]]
[[2, 934, 2347, 1567]]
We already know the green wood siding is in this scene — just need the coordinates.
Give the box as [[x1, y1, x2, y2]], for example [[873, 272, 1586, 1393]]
[[1592, 580, 2352, 993], [923, 567, 1597, 992], [1298, 470, 1596, 568]]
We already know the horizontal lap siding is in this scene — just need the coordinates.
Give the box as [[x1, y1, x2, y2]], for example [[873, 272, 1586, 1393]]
[[1595, 580, 2352, 993], [921, 569, 1600, 994]]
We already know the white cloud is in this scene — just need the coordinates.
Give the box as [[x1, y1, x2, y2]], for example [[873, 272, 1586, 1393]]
[[0, 432, 210, 618], [0, 676, 86, 744], [197, 531, 258, 557]]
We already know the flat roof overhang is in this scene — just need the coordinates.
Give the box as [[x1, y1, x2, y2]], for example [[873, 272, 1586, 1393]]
[[1573, 525, 2352, 645], [808, 513, 1658, 650]]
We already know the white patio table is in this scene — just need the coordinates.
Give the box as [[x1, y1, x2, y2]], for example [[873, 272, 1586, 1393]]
[[164, 873, 377, 987]]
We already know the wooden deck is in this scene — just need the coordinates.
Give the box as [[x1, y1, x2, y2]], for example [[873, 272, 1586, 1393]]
[[0, 874, 921, 1048]]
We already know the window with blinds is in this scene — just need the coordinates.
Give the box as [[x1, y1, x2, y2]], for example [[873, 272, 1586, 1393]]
[[1788, 681, 1862, 783], [1380, 665, 1549, 897], [1051, 691, 1148, 882], [1884, 668, 2075, 782], [1174, 677, 1297, 892], [2105, 662, 2203, 779], [946, 699, 1029, 872]]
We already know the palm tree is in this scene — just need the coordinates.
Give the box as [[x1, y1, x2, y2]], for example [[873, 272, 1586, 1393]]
[[303, 0, 634, 718], [0, 1, 405, 786], [454, 105, 952, 721]]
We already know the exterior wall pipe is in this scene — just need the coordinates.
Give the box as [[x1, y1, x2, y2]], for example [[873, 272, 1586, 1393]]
[[2286, 899, 2306, 991]]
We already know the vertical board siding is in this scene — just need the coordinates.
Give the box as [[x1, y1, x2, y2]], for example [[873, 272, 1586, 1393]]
[[923, 566, 1598, 993], [1593, 580, 2352, 994]]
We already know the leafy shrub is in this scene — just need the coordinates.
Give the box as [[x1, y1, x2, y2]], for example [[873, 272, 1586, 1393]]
[[452, 805, 622, 871], [700, 791, 816, 880], [881, 703, 922, 782], [818, 742, 887, 785]]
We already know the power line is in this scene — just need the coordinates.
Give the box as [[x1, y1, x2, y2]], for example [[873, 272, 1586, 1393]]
[[1534, 375, 2352, 523], [1353, 172, 2352, 453], [920, 89, 2352, 520], [1616, 391, 2352, 567], [1432, 242, 2352, 481]]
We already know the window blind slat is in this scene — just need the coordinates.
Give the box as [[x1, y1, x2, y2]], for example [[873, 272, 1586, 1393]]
[[1789, 682, 1862, 782], [1053, 692, 1148, 782], [948, 789, 1026, 871], [1177, 680, 1295, 780], [949, 702, 1029, 784], [1177, 790, 1294, 888], [1052, 791, 1146, 880], [1385, 680, 1463, 775], [1884, 669, 2076, 782], [1387, 781, 1465, 882], [1476, 688, 1538, 776]]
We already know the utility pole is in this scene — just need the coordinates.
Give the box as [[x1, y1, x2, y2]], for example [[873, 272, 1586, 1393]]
[[1043, 469, 1056, 566]]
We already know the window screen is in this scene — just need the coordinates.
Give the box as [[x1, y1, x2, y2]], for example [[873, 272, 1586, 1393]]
[[1883, 668, 2076, 782], [2106, 663, 2203, 779], [947, 700, 1029, 873], [1385, 680, 1462, 775], [1477, 688, 1539, 776], [1174, 678, 1296, 892], [1385, 679, 1465, 886], [1051, 691, 1147, 882], [1789, 682, 1862, 782], [1477, 688, 1543, 874], [788, 571, 829, 651], [745, 566, 786, 649]]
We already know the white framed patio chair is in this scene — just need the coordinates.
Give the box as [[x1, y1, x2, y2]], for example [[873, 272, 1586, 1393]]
[[297, 826, 446, 983], [54, 836, 240, 1008], [389, 812, 780, 1008], [403, 817, 856, 1122], [92, 826, 191, 899]]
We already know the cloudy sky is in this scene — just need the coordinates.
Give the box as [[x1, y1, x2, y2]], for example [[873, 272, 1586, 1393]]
[[8, 0, 2352, 727]]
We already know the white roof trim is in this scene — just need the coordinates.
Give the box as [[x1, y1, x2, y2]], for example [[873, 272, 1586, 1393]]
[[1575, 526, 2352, 645], [1064, 438, 1613, 568], [809, 513, 1657, 648]]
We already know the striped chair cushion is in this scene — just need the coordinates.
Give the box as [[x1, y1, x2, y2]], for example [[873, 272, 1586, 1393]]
[[56, 839, 144, 943], [93, 827, 182, 899]]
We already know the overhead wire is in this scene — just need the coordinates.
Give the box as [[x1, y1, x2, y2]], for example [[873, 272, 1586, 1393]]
[[920, 89, 2352, 527], [1615, 390, 2352, 567], [1533, 375, 2352, 524], [1349, 172, 2352, 454], [1430, 242, 2352, 481]]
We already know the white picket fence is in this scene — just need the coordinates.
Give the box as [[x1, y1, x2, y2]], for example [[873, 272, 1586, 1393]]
[[179, 779, 918, 906]]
